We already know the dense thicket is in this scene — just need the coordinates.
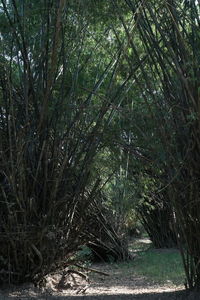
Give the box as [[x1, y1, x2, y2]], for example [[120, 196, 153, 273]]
[[118, 0, 200, 289], [0, 0, 133, 283], [1, 0, 200, 290]]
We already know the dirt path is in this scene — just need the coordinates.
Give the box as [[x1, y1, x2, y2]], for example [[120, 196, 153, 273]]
[[0, 262, 193, 300], [0, 239, 199, 299], [88, 262, 183, 295]]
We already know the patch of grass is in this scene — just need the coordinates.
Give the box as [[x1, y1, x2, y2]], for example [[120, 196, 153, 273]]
[[132, 249, 185, 285], [116, 249, 185, 286], [113, 239, 185, 286]]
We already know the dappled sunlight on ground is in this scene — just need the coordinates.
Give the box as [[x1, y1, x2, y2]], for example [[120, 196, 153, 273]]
[[0, 238, 187, 299], [87, 261, 183, 296]]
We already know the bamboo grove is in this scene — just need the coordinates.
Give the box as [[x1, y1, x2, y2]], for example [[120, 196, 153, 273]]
[[0, 0, 200, 290]]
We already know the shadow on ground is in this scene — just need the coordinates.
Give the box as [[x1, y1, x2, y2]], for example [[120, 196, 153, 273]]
[[3, 290, 200, 300]]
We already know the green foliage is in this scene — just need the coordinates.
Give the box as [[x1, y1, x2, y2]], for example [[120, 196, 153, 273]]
[[76, 246, 93, 262]]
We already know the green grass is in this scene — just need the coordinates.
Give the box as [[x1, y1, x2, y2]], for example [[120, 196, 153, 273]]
[[114, 239, 185, 286], [132, 249, 185, 285]]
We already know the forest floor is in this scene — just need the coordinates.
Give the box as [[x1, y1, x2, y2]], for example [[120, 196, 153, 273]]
[[0, 238, 199, 299]]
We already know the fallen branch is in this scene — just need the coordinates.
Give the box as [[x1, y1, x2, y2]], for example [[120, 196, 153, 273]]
[[65, 269, 88, 281], [74, 264, 110, 276]]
